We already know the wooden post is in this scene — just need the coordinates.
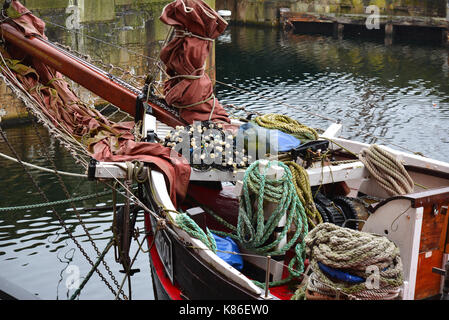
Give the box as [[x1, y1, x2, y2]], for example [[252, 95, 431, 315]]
[[333, 22, 344, 40], [441, 28, 448, 46], [385, 23, 394, 46]]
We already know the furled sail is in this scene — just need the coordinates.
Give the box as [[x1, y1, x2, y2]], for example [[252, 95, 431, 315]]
[[159, 0, 230, 124]]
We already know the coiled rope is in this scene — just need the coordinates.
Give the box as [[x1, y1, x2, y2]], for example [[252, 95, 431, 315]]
[[254, 113, 319, 141], [235, 160, 309, 287], [284, 161, 323, 228], [293, 223, 403, 300], [358, 145, 414, 196], [175, 213, 217, 253]]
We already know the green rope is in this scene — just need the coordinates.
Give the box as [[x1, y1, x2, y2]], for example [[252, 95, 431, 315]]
[[175, 213, 217, 253], [237, 160, 309, 288], [284, 161, 323, 228], [0, 189, 113, 212], [181, 161, 309, 288]]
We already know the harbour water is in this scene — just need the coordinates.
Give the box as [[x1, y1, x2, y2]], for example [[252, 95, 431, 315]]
[[1, 7, 449, 300]]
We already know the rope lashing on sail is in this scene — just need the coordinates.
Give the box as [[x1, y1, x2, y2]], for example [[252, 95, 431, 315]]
[[292, 223, 404, 300], [358, 144, 414, 196], [173, 29, 215, 42], [254, 113, 319, 141]]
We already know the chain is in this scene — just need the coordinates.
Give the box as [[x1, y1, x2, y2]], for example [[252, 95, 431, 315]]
[[29, 118, 129, 300], [0, 124, 125, 300]]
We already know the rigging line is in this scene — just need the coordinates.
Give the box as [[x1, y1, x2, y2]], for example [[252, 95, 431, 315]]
[[113, 232, 148, 300], [37, 36, 144, 97], [39, 18, 159, 63], [0, 124, 124, 299], [0, 59, 92, 162], [100, 178, 161, 224], [0, 150, 87, 178], [28, 117, 127, 299]]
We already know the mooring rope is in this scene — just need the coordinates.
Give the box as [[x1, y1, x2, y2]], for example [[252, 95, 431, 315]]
[[254, 113, 319, 141], [358, 144, 414, 196], [292, 223, 404, 300]]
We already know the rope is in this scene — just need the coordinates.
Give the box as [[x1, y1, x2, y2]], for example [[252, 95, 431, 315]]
[[236, 160, 309, 287], [292, 223, 404, 300], [0, 150, 87, 178], [254, 113, 319, 141], [173, 29, 215, 42], [284, 161, 323, 228], [358, 145, 414, 196], [0, 189, 113, 212], [70, 237, 115, 300], [175, 213, 217, 253]]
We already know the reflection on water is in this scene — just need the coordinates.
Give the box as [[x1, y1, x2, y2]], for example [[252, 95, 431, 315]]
[[1, 5, 449, 300], [216, 27, 449, 161], [0, 124, 152, 300]]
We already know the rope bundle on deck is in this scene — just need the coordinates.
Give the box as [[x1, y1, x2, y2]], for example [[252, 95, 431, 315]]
[[254, 113, 319, 141], [238, 160, 308, 254], [284, 161, 323, 228], [359, 145, 414, 196], [293, 223, 403, 300], [237, 160, 309, 286]]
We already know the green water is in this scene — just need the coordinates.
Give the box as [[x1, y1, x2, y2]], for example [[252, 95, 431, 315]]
[[1, 4, 449, 300]]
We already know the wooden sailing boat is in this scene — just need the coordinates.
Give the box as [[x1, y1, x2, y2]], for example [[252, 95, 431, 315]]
[[0, 0, 448, 300]]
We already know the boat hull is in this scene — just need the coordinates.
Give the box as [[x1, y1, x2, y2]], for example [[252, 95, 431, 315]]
[[144, 212, 264, 300]]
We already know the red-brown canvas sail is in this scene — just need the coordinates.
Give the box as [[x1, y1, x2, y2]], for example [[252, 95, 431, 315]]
[[159, 0, 230, 124]]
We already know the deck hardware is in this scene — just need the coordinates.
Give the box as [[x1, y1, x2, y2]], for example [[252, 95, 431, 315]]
[[336, 288, 342, 300], [443, 261, 449, 300], [0, 108, 6, 122], [441, 205, 448, 216], [2, 0, 11, 11], [144, 129, 157, 143], [265, 255, 271, 298], [433, 204, 439, 216], [87, 158, 98, 181], [433, 261, 449, 300]]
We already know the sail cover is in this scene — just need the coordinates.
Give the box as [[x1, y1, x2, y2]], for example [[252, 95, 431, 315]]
[[159, 0, 230, 124], [0, 1, 190, 207]]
